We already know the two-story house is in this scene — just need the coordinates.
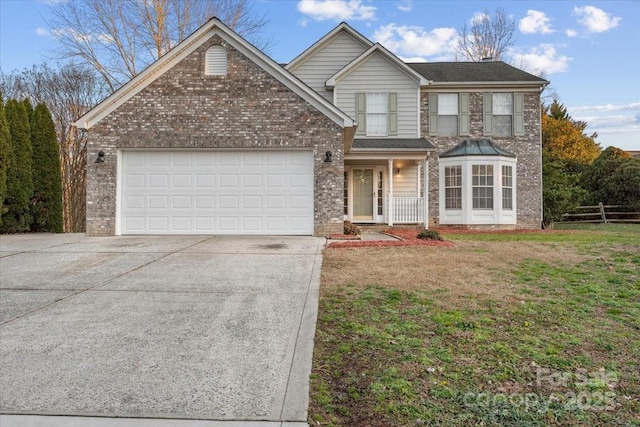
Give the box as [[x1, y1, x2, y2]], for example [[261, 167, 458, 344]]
[[287, 23, 547, 230], [76, 18, 547, 236]]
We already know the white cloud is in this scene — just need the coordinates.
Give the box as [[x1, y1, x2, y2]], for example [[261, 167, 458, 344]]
[[297, 0, 376, 21], [575, 115, 638, 128], [471, 11, 489, 25], [519, 10, 553, 34], [372, 23, 458, 60], [573, 6, 621, 33], [35, 27, 50, 37], [298, 17, 308, 27], [397, 0, 412, 12], [570, 103, 640, 113], [50, 27, 113, 44], [565, 29, 578, 37], [511, 43, 571, 75]]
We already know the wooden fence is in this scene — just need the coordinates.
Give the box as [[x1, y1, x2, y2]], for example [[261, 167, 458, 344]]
[[562, 203, 640, 224]]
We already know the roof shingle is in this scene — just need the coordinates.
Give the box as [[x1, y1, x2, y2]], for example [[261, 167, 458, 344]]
[[407, 61, 547, 83]]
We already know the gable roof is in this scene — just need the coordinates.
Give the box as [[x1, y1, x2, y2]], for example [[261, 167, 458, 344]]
[[75, 17, 355, 130], [326, 43, 429, 88], [285, 22, 373, 71], [408, 62, 548, 87]]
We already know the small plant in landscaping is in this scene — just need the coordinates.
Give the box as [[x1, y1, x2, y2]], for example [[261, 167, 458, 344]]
[[417, 229, 443, 241], [344, 221, 361, 235]]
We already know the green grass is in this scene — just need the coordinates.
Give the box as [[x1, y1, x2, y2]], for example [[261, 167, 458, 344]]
[[310, 228, 640, 426]]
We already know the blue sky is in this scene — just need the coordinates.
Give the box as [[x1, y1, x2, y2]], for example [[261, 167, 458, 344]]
[[1, 0, 638, 150]]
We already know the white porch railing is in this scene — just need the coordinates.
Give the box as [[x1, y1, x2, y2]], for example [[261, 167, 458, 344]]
[[391, 197, 424, 223]]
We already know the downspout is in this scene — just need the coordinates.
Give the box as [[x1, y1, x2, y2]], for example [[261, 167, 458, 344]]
[[424, 154, 429, 230], [388, 158, 394, 226]]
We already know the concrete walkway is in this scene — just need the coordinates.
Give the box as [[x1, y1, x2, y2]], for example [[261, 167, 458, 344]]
[[0, 234, 324, 427]]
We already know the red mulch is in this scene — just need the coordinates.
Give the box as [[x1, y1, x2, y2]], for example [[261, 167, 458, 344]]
[[325, 227, 580, 248], [327, 229, 455, 248]]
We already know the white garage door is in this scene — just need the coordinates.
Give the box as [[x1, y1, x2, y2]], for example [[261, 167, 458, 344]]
[[119, 150, 314, 235]]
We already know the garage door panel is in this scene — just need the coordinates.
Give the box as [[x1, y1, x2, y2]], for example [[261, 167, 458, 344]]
[[172, 174, 192, 188], [219, 174, 239, 188], [121, 151, 314, 235], [219, 196, 239, 209], [148, 196, 169, 209], [149, 174, 169, 188], [195, 196, 214, 209]]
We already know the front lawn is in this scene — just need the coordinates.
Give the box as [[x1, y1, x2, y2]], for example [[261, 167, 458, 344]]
[[309, 227, 640, 426]]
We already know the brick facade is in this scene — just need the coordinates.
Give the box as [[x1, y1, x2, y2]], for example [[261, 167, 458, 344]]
[[421, 90, 543, 229], [86, 35, 345, 236]]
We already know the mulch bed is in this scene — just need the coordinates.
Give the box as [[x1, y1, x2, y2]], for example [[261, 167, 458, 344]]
[[327, 229, 455, 248], [325, 227, 580, 248]]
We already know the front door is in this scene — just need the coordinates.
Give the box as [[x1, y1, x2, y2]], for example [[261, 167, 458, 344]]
[[353, 169, 374, 221]]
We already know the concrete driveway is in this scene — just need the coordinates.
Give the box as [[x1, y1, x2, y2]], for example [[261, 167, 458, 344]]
[[0, 234, 324, 427]]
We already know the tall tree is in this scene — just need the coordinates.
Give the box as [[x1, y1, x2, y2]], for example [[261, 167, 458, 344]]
[[455, 8, 516, 62], [580, 147, 640, 207], [1, 99, 33, 232], [0, 94, 11, 226], [542, 151, 587, 226], [31, 103, 63, 232], [0, 63, 105, 232], [542, 100, 601, 168], [48, 0, 270, 91]]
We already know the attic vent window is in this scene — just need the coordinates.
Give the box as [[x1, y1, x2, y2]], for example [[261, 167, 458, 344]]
[[205, 45, 227, 76]]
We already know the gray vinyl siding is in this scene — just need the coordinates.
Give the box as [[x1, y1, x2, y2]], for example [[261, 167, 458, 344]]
[[288, 32, 368, 101], [335, 53, 420, 138], [392, 165, 419, 197]]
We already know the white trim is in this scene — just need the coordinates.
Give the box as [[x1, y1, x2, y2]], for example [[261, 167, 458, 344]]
[[115, 149, 122, 236], [75, 18, 354, 130], [326, 43, 429, 88], [438, 155, 517, 225]]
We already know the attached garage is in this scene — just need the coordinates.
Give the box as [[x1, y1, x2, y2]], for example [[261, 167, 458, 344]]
[[119, 150, 314, 235]]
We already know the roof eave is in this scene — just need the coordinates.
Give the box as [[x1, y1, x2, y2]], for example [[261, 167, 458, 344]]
[[75, 18, 354, 130], [424, 80, 548, 89]]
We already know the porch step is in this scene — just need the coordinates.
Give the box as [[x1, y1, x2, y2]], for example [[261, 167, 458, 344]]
[[357, 223, 423, 232]]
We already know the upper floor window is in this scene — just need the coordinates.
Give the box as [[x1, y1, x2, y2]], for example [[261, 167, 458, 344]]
[[429, 93, 469, 137], [492, 93, 513, 137], [355, 92, 398, 137], [366, 92, 388, 136], [205, 45, 227, 76], [483, 92, 525, 137]]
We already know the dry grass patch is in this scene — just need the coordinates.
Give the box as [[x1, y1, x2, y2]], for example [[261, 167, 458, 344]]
[[311, 229, 640, 426], [322, 241, 589, 303]]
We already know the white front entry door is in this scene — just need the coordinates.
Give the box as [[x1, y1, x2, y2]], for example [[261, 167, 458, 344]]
[[349, 167, 384, 223], [119, 150, 314, 235]]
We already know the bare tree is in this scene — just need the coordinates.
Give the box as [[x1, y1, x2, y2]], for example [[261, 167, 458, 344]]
[[455, 8, 516, 62], [48, 0, 270, 92], [0, 64, 106, 232]]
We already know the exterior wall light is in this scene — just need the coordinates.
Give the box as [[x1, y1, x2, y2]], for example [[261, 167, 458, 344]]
[[95, 150, 105, 163], [324, 151, 333, 163]]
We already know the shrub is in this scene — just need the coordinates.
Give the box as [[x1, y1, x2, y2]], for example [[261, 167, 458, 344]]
[[417, 229, 443, 241], [344, 221, 361, 235]]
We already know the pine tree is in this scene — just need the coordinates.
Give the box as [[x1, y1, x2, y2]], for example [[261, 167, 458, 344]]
[[1, 99, 33, 232], [0, 94, 11, 227], [31, 103, 63, 232], [22, 98, 34, 123]]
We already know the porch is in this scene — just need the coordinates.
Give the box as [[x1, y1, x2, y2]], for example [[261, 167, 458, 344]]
[[344, 157, 429, 226]]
